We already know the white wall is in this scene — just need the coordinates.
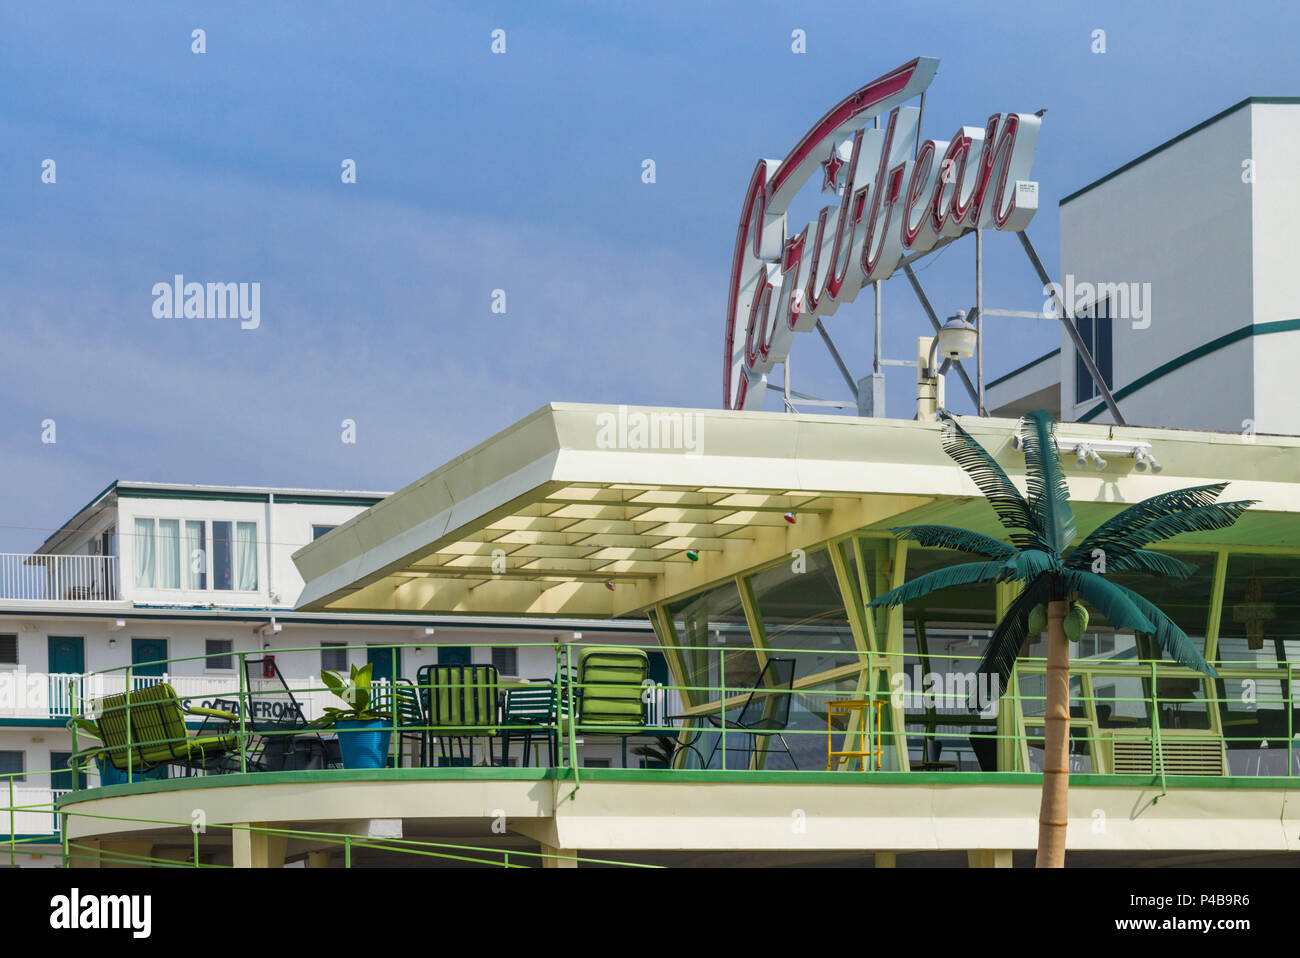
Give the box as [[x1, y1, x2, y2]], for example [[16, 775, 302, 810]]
[[116, 494, 371, 608], [1059, 103, 1256, 431], [1249, 102, 1300, 435]]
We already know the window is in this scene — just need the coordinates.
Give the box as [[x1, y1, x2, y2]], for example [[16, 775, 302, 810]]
[[0, 751, 24, 782], [0, 634, 16, 665], [133, 518, 258, 592], [157, 519, 182, 589], [312, 524, 338, 541], [583, 758, 611, 769], [491, 647, 518, 676], [185, 520, 207, 590], [212, 521, 234, 590], [321, 643, 348, 672], [205, 639, 234, 671], [134, 518, 156, 587], [1074, 296, 1114, 405]]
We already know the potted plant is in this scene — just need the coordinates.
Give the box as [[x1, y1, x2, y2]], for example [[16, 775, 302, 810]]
[[309, 664, 393, 769]]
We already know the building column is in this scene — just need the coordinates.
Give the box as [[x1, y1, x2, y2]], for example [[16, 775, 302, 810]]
[[967, 849, 1013, 868], [307, 850, 332, 869], [232, 823, 287, 868], [873, 851, 897, 868], [540, 843, 578, 868], [67, 839, 101, 868]]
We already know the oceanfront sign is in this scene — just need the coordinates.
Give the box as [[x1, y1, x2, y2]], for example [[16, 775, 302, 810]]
[[724, 57, 1043, 409]]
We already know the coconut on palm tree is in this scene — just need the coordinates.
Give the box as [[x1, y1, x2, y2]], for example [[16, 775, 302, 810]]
[[868, 410, 1253, 867]]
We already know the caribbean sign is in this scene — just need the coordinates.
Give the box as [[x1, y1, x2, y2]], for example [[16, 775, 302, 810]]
[[724, 57, 1042, 409]]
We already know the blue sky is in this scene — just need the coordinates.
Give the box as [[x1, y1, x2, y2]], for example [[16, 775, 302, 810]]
[[2, 1, 1297, 551]]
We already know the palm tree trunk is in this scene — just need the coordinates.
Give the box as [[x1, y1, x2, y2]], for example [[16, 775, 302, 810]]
[[1036, 599, 1070, 867]]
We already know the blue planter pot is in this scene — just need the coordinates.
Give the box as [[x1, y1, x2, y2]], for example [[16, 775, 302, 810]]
[[95, 757, 127, 786], [95, 757, 166, 786], [334, 720, 392, 769]]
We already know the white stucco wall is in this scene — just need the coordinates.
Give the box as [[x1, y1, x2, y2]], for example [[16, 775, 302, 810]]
[[1059, 102, 1258, 431]]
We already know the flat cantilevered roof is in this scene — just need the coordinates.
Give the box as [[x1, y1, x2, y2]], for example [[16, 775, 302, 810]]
[[292, 403, 1300, 619]]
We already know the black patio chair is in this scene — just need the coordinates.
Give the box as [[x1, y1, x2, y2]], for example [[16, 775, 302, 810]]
[[685, 657, 799, 770], [242, 657, 334, 770]]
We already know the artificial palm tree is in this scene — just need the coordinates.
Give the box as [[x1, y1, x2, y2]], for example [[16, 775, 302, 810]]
[[868, 410, 1252, 867]]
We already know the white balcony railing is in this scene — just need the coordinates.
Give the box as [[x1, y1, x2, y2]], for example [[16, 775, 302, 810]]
[[0, 670, 328, 723], [0, 553, 119, 601]]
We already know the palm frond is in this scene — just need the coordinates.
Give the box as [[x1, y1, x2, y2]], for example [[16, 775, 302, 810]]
[[938, 415, 1043, 550], [1103, 579, 1218, 677], [974, 574, 1053, 694], [1088, 501, 1255, 559], [887, 524, 1017, 560], [1019, 411, 1076, 554], [1063, 570, 1156, 638], [1100, 549, 1198, 579], [1066, 483, 1229, 568], [868, 559, 1008, 609], [1004, 548, 1061, 582]]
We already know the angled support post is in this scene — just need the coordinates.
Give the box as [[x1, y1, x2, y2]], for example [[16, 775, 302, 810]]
[[1017, 231, 1126, 425]]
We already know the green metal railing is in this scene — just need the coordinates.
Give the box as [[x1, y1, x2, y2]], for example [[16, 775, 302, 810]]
[[2, 635, 1293, 866]]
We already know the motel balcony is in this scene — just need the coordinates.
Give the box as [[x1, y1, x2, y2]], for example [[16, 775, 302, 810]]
[[7, 635, 1300, 868], [0, 553, 120, 603]]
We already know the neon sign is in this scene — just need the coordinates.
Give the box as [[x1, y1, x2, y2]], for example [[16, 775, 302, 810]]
[[723, 57, 1042, 409]]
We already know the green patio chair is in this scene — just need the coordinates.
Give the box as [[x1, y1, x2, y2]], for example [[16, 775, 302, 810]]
[[93, 683, 240, 776], [368, 678, 425, 767], [575, 647, 649, 767], [500, 682, 560, 766], [416, 664, 500, 766]]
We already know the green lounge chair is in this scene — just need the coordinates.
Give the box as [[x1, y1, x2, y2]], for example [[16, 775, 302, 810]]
[[575, 647, 649, 767], [93, 683, 240, 776], [416, 664, 500, 766]]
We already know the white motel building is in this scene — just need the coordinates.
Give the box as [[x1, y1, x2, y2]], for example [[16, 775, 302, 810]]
[[5, 73, 1300, 868]]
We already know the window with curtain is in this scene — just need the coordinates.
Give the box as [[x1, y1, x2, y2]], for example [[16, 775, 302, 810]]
[[134, 518, 155, 588], [236, 521, 259, 591], [212, 521, 233, 590], [184, 520, 207, 590], [157, 519, 181, 589]]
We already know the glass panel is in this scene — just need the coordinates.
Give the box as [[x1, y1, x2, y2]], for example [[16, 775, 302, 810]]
[[1078, 550, 1216, 659], [157, 519, 181, 589], [1075, 310, 1095, 404], [235, 521, 259, 591], [668, 580, 755, 709], [1215, 554, 1300, 768], [1026, 726, 1094, 773], [211, 521, 233, 591], [748, 548, 858, 677], [184, 520, 207, 590], [133, 518, 155, 588], [1092, 674, 1150, 728]]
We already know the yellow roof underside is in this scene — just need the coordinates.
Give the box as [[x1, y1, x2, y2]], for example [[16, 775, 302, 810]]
[[292, 404, 1300, 618]]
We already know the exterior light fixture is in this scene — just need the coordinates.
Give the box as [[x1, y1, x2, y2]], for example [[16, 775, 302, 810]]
[[1020, 433, 1157, 472], [686, 550, 699, 562], [923, 311, 978, 378], [783, 512, 796, 524], [1134, 449, 1163, 472], [604, 581, 615, 591]]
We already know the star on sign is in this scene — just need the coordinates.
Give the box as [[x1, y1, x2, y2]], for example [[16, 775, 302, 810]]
[[821, 143, 846, 194]]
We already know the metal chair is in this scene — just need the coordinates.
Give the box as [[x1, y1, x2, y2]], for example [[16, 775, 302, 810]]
[[368, 678, 424, 767], [242, 657, 332, 770], [500, 682, 559, 767], [92, 683, 240, 777], [416, 664, 500, 766], [574, 647, 649, 768], [695, 657, 799, 770]]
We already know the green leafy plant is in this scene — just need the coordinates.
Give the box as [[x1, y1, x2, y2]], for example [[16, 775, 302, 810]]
[[307, 663, 392, 727], [868, 410, 1253, 868]]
